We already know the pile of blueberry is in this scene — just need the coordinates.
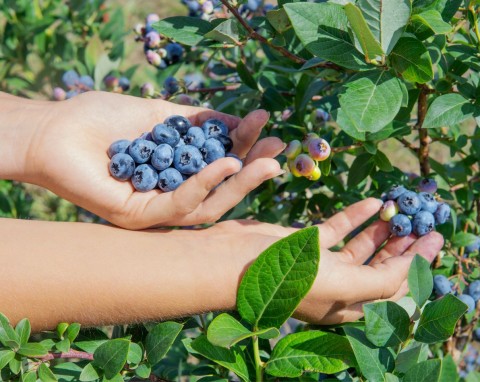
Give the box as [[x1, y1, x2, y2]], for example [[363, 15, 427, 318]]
[[284, 134, 331, 181], [108, 116, 239, 192], [434, 275, 480, 313], [181, 0, 221, 19], [379, 179, 451, 237], [133, 13, 184, 70]]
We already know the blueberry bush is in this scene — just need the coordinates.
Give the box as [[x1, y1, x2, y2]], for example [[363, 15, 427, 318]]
[[1, 0, 480, 381]]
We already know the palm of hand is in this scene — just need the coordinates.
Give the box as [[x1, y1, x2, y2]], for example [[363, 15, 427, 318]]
[[30, 92, 284, 229]]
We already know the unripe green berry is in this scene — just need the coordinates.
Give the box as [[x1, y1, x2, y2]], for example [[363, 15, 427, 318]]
[[284, 140, 302, 159], [380, 200, 399, 222]]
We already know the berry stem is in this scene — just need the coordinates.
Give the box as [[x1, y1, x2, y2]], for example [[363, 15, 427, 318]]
[[416, 85, 431, 176], [252, 335, 264, 382]]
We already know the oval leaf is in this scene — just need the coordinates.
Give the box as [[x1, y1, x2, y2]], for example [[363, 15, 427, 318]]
[[422, 93, 476, 129], [154, 17, 213, 46], [390, 37, 433, 84], [145, 321, 183, 366], [408, 254, 433, 308], [93, 339, 130, 379], [403, 359, 441, 382], [364, 301, 410, 347]]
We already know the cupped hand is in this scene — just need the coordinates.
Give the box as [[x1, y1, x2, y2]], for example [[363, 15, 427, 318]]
[[30, 91, 284, 229], [210, 198, 444, 324]]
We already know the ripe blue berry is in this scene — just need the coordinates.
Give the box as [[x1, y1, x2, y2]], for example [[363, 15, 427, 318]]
[[387, 185, 407, 200], [151, 144, 174, 171], [468, 280, 480, 302], [132, 164, 158, 192], [164, 76, 180, 94], [434, 203, 451, 225], [389, 214, 412, 237], [165, 43, 184, 64], [158, 168, 184, 192], [108, 139, 131, 158], [201, 138, 225, 164], [79, 75, 94, 90], [62, 70, 80, 89], [109, 153, 135, 181], [397, 191, 422, 215], [119, 77, 130, 91], [458, 294, 476, 313], [202, 119, 229, 139], [139, 132, 155, 142], [418, 192, 438, 213], [174, 145, 204, 175], [165, 115, 191, 135], [152, 123, 181, 146], [216, 134, 233, 152], [412, 211, 435, 236], [433, 274, 452, 296], [418, 178, 437, 193], [465, 236, 480, 255], [184, 126, 206, 148], [474, 328, 480, 341], [128, 139, 157, 164], [66, 90, 79, 99]]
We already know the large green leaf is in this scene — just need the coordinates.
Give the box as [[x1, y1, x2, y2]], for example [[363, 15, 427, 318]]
[[344, 327, 395, 381], [338, 70, 403, 133], [408, 254, 433, 308], [344, 3, 384, 63], [423, 93, 476, 129], [204, 19, 244, 45], [414, 294, 467, 343], [284, 3, 370, 70], [154, 17, 213, 46], [0, 350, 14, 370], [237, 227, 320, 329], [439, 355, 459, 382], [17, 343, 48, 357], [15, 319, 31, 346], [0, 313, 20, 349], [93, 339, 130, 379], [363, 301, 410, 347], [411, 10, 451, 34], [357, 0, 411, 55], [395, 341, 429, 373], [190, 335, 249, 382], [390, 37, 433, 84], [266, 331, 353, 377], [347, 153, 374, 187], [145, 321, 183, 366], [38, 363, 58, 382], [403, 359, 441, 382]]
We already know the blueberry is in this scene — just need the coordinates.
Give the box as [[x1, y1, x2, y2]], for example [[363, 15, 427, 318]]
[[389, 214, 412, 237], [387, 185, 407, 200], [128, 139, 157, 164], [152, 123, 181, 146], [434, 203, 450, 225], [109, 153, 135, 181], [79, 75, 94, 90], [158, 168, 184, 192], [474, 328, 480, 341], [458, 294, 476, 313], [103, 75, 119, 89], [201, 138, 225, 164], [216, 134, 233, 152], [418, 192, 438, 213], [151, 144, 174, 171], [418, 178, 437, 193], [202, 119, 229, 139], [132, 164, 158, 192], [465, 236, 480, 255], [284, 140, 302, 159], [108, 139, 131, 158], [165, 43, 184, 64], [173, 145, 204, 175], [187, 0, 200, 13], [468, 280, 480, 302], [53, 87, 66, 101], [184, 126, 206, 148], [246, 0, 259, 11], [164, 76, 180, 94], [138, 132, 155, 142], [176, 138, 186, 148], [412, 211, 435, 236], [164, 115, 191, 135], [62, 69, 80, 89], [141, 82, 155, 98], [433, 274, 452, 296], [66, 90, 79, 99], [119, 77, 130, 91], [397, 191, 422, 215]]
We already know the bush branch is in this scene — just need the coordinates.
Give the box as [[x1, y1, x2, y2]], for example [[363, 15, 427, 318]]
[[416, 85, 430, 176], [38, 350, 94, 362]]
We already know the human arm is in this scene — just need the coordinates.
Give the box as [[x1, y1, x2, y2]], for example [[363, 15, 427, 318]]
[[0, 91, 284, 229], [0, 199, 444, 332]]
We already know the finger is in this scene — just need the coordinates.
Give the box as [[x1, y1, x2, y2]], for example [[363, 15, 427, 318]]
[[141, 157, 242, 227], [369, 234, 417, 265], [244, 137, 286, 165], [190, 158, 283, 223], [177, 105, 241, 131], [316, 198, 383, 249], [229, 110, 270, 159], [340, 220, 391, 265]]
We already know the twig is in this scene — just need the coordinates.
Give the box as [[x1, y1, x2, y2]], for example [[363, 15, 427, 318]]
[[397, 137, 419, 153], [331, 143, 363, 153], [38, 350, 94, 362], [416, 85, 430, 176], [450, 176, 480, 192], [188, 84, 241, 93]]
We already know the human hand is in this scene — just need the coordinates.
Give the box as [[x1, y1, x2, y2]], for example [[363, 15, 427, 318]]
[[211, 198, 444, 324], [28, 91, 284, 229]]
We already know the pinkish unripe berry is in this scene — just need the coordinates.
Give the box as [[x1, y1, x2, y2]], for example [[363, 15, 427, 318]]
[[308, 138, 331, 161], [284, 140, 302, 159], [302, 133, 319, 152], [176, 94, 196, 106], [293, 154, 316, 177], [315, 109, 330, 121], [103, 75, 119, 89], [145, 31, 161, 48], [141, 82, 155, 98], [133, 23, 144, 35], [145, 13, 160, 25], [380, 200, 399, 222], [281, 108, 293, 121], [146, 50, 162, 67], [53, 87, 66, 101], [202, 1, 214, 14], [308, 166, 321, 181]]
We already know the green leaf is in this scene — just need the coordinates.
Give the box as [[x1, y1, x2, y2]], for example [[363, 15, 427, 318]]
[[17, 343, 48, 357], [344, 326, 394, 381], [65, 323, 81, 343], [237, 227, 320, 329], [190, 335, 249, 382], [357, 0, 411, 55], [145, 321, 183, 366], [339, 70, 404, 133], [236, 61, 258, 90], [56, 323, 69, 339], [127, 342, 143, 365], [344, 3, 384, 63], [55, 338, 71, 353], [135, 364, 151, 379], [414, 294, 467, 343], [204, 19, 244, 45], [363, 301, 410, 347], [411, 10, 451, 34], [452, 232, 479, 248], [38, 363, 58, 382], [440, 354, 458, 382], [423, 94, 476, 129], [347, 153, 374, 187], [22, 371, 37, 382], [373, 150, 393, 172], [15, 319, 30, 345], [75, 340, 108, 354], [79, 363, 101, 382], [93, 54, 120, 90], [9, 355, 21, 374], [84, 35, 102, 75], [93, 339, 130, 379], [395, 341, 429, 373], [154, 17, 212, 46], [266, 331, 353, 377], [0, 313, 20, 349], [284, 3, 370, 70], [408, 254, 433, 307], [390, 37, 433, 84], [403, 359, 441, 382], [266, 8, 291, 33], [0, 350, 14, 370]]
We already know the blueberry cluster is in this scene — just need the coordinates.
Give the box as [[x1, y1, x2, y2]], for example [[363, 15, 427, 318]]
[[133, 13, 184, 70], [181, 0, 221, 19], [459, 344, 480, 378], [434, 275, 480, 313], [284, 134, 331, 181], [108, 116, 239, 192], [103, 75, 130, 93], [379, 179, 451, 237]]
